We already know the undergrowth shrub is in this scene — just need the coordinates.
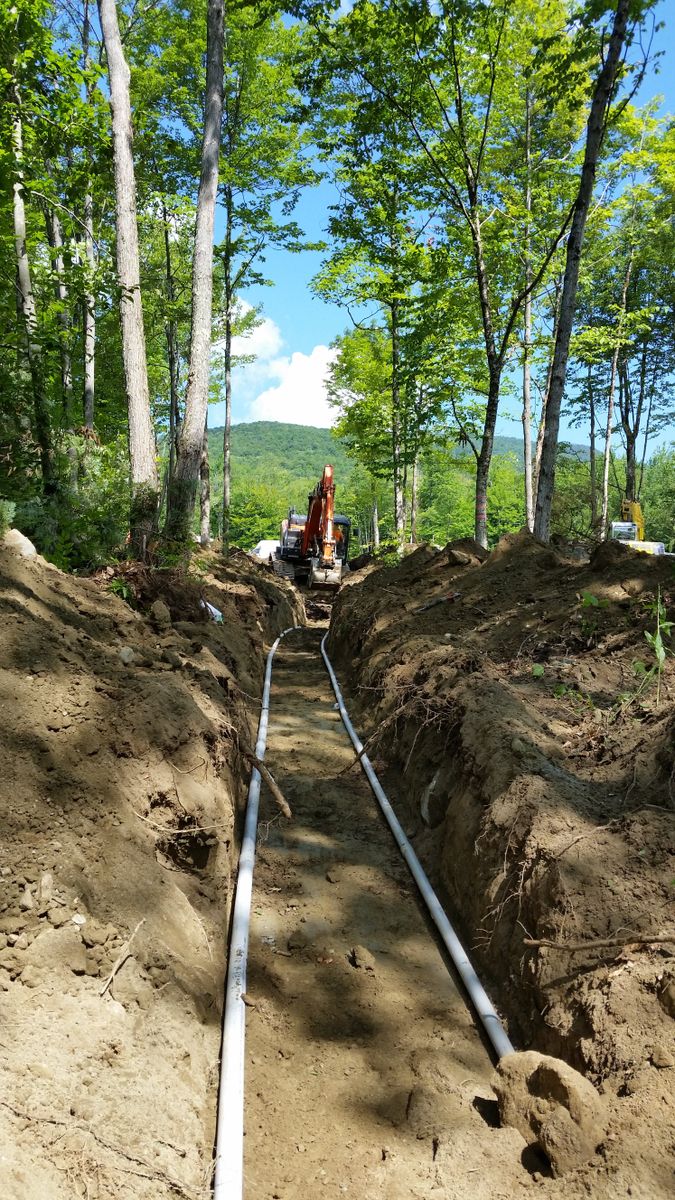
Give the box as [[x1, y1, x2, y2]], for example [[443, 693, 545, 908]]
[[17, 437, 130, 571]]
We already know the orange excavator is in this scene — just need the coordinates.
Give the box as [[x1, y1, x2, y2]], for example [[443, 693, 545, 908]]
[[275, 464, 351, 589]]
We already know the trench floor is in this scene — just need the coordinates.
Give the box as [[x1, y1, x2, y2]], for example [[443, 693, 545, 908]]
[[243, 627, 534, 1199]]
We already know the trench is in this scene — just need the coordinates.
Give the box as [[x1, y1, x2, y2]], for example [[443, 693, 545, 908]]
[[236, 625, 535, 1199]]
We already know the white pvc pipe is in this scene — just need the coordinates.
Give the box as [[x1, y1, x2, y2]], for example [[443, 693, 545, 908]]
[[320, 633, 514, 1062], [214, 625, 301, 1199]]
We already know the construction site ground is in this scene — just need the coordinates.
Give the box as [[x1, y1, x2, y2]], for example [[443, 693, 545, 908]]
[[0, 529, 673, 1199]]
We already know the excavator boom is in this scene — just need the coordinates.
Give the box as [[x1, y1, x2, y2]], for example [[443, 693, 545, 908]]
[[276, 464, 350, 589]]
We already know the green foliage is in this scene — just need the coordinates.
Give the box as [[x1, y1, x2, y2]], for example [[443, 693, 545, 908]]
[[16, 438, 130, 571], [0, 500, 16, 537]]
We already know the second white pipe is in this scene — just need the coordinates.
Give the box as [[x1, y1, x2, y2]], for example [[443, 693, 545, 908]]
[[320, 632, 514, 1062]]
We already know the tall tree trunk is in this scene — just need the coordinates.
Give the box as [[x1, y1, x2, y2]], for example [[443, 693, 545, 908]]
[[637, 359, 657, 500], [44, 203, 73, 423], [467, 201, 503, 549], [534, 276, 563, 499], [11, 84, 55, 494], [601, 255, 633, 536], [522, 89, 534, 532], [372, 496, 380, 550], [200, 415, 211, 546], [162, 199, 180, 481], [588, 365, 598, 532], [475, 365, 501, 548], [390, 298, 406, 539], [82, 1, 96, 431], [98, 0, 158, 555], [534, 0, 631, 542], [166, 0, 225, 540], [82, 187, 96, 430], [222, 186, 234, 552], [619, 361, 638, 502], [409, 455, 419, 544]]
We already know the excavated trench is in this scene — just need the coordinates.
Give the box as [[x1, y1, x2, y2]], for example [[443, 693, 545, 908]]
[[241, 625, 546, 1200]]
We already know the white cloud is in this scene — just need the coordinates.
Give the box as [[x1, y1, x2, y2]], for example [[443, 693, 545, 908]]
[[249, 345, 338, 427], [209, 303, 338, 429], [231, 312, 283, 363]]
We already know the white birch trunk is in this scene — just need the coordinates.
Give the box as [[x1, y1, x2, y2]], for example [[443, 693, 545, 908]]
[[12, 85, 54, 493], [98, 0, 158, 555]]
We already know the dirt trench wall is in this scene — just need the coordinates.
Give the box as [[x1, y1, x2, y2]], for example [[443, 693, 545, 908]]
[[328, 537, 675, 1094], [0, 539, 304, 1199]]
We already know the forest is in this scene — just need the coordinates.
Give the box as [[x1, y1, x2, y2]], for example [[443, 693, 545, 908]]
[[1, 0, 674, 569]]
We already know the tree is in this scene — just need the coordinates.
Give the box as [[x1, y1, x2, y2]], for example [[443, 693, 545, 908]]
[[165, 0, 224, 541], [98, 0, 159, 554], [534, 0, 651, 541]]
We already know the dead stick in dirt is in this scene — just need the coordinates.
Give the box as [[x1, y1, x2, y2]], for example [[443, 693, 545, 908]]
[[524, 933, 674, 952], [240, 745, 292, 819], [100, 918, 145, 997]]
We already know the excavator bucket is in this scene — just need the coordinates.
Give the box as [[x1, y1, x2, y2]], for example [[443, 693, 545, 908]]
[[308, 557, 343, 590]]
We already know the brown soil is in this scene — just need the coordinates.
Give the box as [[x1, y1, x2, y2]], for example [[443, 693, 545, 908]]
[[2, 527, 673, 1200], [328, 532, 675, 1197], [0, 539, 302, 1198]]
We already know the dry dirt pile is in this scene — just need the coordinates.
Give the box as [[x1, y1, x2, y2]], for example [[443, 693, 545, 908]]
[[329, 532, 675, 1196], [0, 537, 302, 1199]]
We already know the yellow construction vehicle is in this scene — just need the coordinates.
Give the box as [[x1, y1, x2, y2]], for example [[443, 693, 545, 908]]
[[610, 500, 665, 555]]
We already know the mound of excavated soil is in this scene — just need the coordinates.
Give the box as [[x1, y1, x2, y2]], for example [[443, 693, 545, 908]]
[[0, 537, 303, 1199], [328, 533, 675, 1197]]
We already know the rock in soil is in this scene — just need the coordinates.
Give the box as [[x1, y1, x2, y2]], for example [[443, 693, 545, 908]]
[[493, 1050, 606, 1176]]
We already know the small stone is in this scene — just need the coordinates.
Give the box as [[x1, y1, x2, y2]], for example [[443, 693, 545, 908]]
[[325, 868, 342, 884], [0, 867, 11, 878], [48, 908, 70, 928], [163, 649, 182, 669], [20, 965, 41, 987], [651, 1044, 674, 1069], [118, 646, 135, 666], [150, 599, 171, 627], [19, 887, 34, 912], [71, 913, 86, 927], [287, 930, 309, 951], [37, 873, 53, 913], [67, 943, 88, 975], [0, 915, 27, 934], [14, 933, 29, 951]]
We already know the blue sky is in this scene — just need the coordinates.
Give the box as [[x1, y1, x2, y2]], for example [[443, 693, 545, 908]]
[[209, 2, 675, 452]]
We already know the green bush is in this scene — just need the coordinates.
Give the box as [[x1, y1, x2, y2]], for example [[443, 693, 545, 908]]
[[16, 438, 130, 571], [0, 499, 16, 538]]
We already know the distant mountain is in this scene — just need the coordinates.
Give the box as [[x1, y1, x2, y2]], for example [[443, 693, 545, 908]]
[[208, 421, 352, 483], [208, 421, 588, 478]]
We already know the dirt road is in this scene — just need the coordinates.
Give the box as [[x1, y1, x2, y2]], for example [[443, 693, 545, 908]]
[[243, 626, 536, 1200]]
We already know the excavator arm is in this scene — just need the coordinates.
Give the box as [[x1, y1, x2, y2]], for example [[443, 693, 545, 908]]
[[301, 465, 337, 568]]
